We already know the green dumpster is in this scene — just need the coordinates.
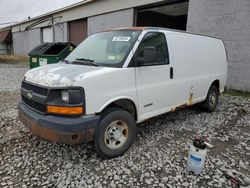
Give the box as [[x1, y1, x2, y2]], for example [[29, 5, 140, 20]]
[[28, 42, 75, 69]]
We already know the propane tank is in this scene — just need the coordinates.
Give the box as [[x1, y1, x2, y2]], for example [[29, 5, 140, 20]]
[[187, 137, 207, 174]]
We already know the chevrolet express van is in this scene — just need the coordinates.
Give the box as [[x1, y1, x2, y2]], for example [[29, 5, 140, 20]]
[[18, 27, 227, 158]]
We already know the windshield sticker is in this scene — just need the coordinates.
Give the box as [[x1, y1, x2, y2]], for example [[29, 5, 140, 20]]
[[112, 36, 131, 42], [108, 56, 116, 60]]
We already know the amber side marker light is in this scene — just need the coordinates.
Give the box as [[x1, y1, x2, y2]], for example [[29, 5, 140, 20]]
[[47, 105, 83, 115]]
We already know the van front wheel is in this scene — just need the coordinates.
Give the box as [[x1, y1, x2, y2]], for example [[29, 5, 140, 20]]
[[202, 85, 219, 112], [94, 107, 136, 159]]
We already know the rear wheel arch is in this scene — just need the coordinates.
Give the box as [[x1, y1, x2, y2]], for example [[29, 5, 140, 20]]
[[204, 79, 220, 98], [202, 82, 220, 112], [211, 79, 220, 93]]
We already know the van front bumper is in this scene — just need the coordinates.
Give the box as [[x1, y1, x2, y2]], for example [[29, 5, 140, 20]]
[[18, 102, 100, 145]]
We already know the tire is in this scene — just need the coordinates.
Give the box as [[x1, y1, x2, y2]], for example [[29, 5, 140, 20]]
[[202, 85, 219, 112], [94, 107, 136, 159]]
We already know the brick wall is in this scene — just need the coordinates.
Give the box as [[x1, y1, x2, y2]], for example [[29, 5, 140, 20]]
[[187, 0, 250, 91]]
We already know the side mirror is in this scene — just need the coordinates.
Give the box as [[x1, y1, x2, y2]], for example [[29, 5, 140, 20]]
[[137, 46, 157, 66]]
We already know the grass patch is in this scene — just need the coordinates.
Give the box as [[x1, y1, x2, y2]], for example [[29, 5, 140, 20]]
[[224, 89, 250, 98], [0, 55, 28, 63]]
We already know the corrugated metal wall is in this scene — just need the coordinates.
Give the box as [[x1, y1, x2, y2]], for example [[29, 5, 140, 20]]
[[55, 0, 166, 23], [54, 23, 68, 42], [88, 9, 134, 35], [0, 42, 8, 55], [12, 23, 68, 55], [13, 29, 41, 55], [11, 0, 166, 33], [42, 27, 53, 42], [10, 0, 177, 54]]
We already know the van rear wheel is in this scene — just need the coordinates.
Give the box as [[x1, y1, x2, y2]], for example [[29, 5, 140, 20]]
[[202, 85, 219, 112], [94, 107, 136, 159]]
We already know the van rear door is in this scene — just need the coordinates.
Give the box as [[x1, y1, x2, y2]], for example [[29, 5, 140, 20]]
[[135, 32, 174, 120]]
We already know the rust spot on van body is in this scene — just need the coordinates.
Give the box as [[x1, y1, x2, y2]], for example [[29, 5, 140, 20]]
[[178, 104, 188, 110], [104, 27, 146, 33], [18, 109, 95, 145], [171, 107, 176, 112], [171, 92, 194, 112], [188, 93, 193, 106], [113, 27, 146, 31], [171, 103, 188, 112], [27, 122, 95, 145]]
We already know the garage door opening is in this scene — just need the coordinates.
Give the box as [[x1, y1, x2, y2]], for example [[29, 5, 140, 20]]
[[136, 1, 189, 31], [69, 19, 87, 46]]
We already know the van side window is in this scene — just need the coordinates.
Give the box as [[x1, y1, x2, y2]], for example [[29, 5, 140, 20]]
[[137, 32, 169, 66]]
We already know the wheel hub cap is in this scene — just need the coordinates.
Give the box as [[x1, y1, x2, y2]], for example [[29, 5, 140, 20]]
[[209, 91, 217, 106], [109, 127, 122, 140], [104, 120, 128, 150]]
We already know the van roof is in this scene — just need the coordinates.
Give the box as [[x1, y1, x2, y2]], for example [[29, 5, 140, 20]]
[[113, 27, 223, 41]]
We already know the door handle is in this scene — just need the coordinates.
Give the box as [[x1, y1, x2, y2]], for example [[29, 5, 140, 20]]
[[170, 67, 173, 79]]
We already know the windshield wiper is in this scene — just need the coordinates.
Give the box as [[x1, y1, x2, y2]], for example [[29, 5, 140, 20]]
[[76, 58, 94, 62], [73, 58, 100, 67], [61, 59, 70, 64]]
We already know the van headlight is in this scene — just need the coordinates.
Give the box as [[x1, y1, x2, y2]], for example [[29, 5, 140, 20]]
[[60, 89, 83, 104], [47, 89, 85, 115], [61, 90, 69, 103]]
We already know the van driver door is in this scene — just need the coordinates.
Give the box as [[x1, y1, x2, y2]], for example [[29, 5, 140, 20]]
[[134, 32, 174, 121]]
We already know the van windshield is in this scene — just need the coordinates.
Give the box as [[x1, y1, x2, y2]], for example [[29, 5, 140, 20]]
[[65, 30, 141, 68]]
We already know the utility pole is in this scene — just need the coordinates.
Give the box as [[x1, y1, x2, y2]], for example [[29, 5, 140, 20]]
[[52, 16, 55, 42]]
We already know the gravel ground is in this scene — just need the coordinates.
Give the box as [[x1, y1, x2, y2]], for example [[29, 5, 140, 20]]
[[0, 63, 28, 91], [0, 63, 250, 188]]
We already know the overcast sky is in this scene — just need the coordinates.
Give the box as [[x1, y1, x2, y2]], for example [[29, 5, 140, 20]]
[[0, 0, 82, 27]]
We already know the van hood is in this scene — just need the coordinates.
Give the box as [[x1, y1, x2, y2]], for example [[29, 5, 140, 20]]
[[24, 63, 107, 87]]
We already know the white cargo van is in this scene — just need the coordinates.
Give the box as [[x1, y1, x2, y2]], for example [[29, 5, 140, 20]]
[[18, 27, 227, 158]]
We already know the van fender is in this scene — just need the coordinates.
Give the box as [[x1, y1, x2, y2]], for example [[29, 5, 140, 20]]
[[97, 96, 138, 115]]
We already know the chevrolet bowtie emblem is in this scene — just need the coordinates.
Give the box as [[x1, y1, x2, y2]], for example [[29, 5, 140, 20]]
[[27, 90, 33, 99]]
